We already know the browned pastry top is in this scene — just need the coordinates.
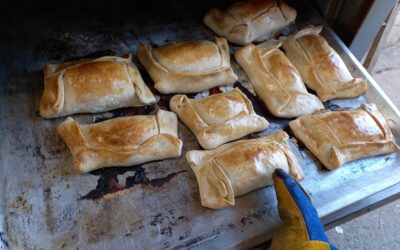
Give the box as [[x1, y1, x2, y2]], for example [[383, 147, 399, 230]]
[[152, 41, 221, 72], [65, 61, 129, 101], [192, 91, 248, 125]]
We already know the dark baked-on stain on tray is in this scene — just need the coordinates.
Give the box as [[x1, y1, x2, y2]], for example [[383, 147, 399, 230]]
[[80, 166, 187, 200]]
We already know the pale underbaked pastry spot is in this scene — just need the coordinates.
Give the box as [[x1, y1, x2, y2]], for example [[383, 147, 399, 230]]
[[289, 103, 400, 170], [40, 55, 156, 118], [204, 0, 297, 45], [170, 88, 269, 149], [281, 26, 367, 101], [58, 110, 183, 173], [235, 39, 324, 118], [137, 37, 238, 94], [186, 131, 304, 209]]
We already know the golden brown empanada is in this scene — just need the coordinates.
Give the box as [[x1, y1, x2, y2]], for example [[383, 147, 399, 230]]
[[136, 37, 238, 94], [289, 103, 400, 170], [204, 0, 297, 45], [170, 88, 269, 149], [186, 131, 304, 209], [281, 26, 367, 101], [235, 39, 324, 118], [40, 55, 156, 118], [58, 110, 183, 173]]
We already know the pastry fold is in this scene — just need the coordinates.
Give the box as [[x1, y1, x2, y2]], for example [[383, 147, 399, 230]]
[[186, 131, 304, 209], [282, 26, 367, 101], [136, 37, 238, 94], [58, 110, 183, 173], [170, 88, 269, 149], [289, 103, 400, 170], [40, 55, 156, 118], [235, 39, 324, 118], [204, 0, 296, 45]]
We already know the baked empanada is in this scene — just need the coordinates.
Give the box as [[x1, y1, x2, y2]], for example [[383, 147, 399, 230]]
[[282, 26, 367, 101], [40, 55, 156, 118], [170, 88, 269, 149], [289, 103, 400, 170], [204, 0, 296, 45], [186, 131, 304, 209], [136, 37, 238, 94], [235, 39, 324, 118], [58, 110, 183, 173]]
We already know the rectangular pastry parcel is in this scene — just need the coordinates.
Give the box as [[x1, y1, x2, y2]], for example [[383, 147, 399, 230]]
[[186, 131, 304, 209], [235, 39, 324, 118], [170, 88, 269, 149], [282, 26, 367, 101], [58, 110, 183, 173], [40, 55, 156, 118], [137, 37, 237, 94], [289, 103, 400, 170]]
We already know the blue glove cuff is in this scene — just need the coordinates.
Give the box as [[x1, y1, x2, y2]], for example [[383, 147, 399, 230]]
[[275, 169, 338, 250]]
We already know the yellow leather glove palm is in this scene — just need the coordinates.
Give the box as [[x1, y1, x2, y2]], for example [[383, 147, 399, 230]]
[[269, 169, 338, 250]]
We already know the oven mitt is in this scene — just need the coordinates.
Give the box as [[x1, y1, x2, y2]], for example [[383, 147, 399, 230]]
[[269, 169, 338, 250]]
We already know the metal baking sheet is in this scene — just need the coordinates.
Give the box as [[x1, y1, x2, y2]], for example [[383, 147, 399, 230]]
[[1, 0, 400, 249]]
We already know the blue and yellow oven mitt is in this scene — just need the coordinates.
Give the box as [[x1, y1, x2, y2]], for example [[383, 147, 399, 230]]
[[269, 169, 338, 250]]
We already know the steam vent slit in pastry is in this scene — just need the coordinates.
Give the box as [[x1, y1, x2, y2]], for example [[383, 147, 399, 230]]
[[58, 110, 183, 173], [136, 37, 238, 94], [204, 0, 297, 45], [40, 54, 156, 118], [281, 26, 367, 101], [235, 39, 324, 118], [170, 88, 269, 149], [186, 131, 304, 209], [289, 103, 400, 170]]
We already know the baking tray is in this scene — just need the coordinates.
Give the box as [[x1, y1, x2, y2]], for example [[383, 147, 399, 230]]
[[1, 0, 400, 249]]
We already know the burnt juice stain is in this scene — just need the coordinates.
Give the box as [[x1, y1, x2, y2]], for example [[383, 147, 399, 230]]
[[80, 165, 186, 200], [63, 49, 117, 62], [94, 105, 157, 123], [80, 167, 128, 200], [147, 170, 186, 186], [126, 169, 187, 188]]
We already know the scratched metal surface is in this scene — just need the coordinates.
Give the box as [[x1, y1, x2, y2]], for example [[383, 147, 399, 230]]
[[1, 0, 400, 249]]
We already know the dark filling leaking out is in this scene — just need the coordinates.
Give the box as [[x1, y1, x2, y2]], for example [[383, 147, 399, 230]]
[[157, 94, 174, 110], [80, 165, 186, 200], [208, 87, 222, 95]]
